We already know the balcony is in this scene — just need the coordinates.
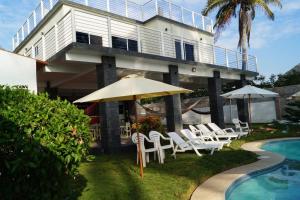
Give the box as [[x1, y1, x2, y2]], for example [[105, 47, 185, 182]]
[[13, 0, 258, 72], [12, 0, 213, 50]]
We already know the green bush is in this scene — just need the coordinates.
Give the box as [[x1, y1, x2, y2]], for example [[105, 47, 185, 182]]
[[0, 86, 91, 199]]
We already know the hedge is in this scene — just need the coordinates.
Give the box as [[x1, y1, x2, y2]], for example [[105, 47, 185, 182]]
[[0, 86, 91, 199]]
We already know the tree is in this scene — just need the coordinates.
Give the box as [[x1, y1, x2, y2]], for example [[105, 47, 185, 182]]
[[202, 0, 282, 70]]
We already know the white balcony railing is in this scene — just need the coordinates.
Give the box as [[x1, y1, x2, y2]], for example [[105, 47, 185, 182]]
[[23, 10, 257, 72], [12, 0, 213, 50]]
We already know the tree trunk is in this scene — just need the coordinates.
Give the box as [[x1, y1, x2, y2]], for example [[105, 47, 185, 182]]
[[241, 27, 248, 71]]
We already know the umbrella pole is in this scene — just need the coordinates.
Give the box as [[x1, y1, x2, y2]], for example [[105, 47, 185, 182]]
[[248, 95, 252, 133], [134, 98, 144, 178]]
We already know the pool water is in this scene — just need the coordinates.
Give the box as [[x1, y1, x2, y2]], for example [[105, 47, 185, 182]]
[[226, 140, 300, 200]]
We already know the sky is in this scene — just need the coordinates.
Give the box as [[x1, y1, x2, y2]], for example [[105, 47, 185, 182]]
[[0, 0, 299, 77]]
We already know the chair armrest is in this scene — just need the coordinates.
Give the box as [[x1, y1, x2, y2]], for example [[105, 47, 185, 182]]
[[224, 128, 235, 133]]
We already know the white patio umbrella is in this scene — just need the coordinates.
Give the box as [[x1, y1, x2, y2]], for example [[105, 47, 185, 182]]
[[74, 74, 192, 178], [221, 85, 279, 126]]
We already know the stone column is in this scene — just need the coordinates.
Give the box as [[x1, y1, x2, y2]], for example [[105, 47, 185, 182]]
[[236, 74, 249, 122], [208, 71, 225, 128], [163, 65, 183, 133], [97, 56, 121, 154]]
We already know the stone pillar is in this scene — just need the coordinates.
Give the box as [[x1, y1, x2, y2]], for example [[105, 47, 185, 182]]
[[163, 65, 183, 133], [208, 71, 225, 128], [275, 97, 282, 120], [236, 74, 249, 122], [97, 56, 121, 154]]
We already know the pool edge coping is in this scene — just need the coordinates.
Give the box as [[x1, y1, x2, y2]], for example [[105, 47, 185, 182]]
[[190, 137, 300, 200]]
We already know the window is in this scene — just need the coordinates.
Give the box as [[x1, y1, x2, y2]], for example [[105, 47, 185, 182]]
[[128, 39, 138, 52], [76, 32, 89, 44], [76, 32, 102, 46], [90, 35, 102, 46], [184, 43, 195, 61], [175, 40, 182, 59], [112, 36, 127, 50], [34, 46, 39, 56], [112, 36, 138, 52]]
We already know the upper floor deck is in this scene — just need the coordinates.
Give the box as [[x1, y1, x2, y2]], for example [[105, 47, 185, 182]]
[[12, 0, 258, 73]]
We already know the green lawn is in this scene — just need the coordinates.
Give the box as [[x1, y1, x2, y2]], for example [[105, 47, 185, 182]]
[[72, 123, 300, 200]]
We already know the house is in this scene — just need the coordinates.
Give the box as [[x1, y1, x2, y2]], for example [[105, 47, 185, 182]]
[[12, 0, 258, 153], [0, 49, 46, 92]]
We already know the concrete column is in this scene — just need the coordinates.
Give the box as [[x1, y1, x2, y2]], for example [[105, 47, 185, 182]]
[[275, 97, 282, 120], [208, 71, 225, 128], [45, 81, 58, 99], [97, 56, 121, 154], [236, 74, 249, 122], [163, 65, 183, 133]]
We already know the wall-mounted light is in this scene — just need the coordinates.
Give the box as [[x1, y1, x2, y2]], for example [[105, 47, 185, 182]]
[[192, 67, 196, 72], [200, 38, 203, 41], [165, 28, 168, 31]]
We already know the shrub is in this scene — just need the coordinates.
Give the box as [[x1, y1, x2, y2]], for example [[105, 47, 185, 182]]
[[0, 86, 91, 199], [284, 100, 300, 122], [132, 116, 165, 136]]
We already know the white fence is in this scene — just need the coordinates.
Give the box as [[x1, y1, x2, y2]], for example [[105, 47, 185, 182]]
[[12, 0, 213, 50]]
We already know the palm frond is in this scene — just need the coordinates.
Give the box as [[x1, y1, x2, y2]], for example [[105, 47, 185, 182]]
[[254, 0, 275, 20], [202, 0, 230, 16], [264, 0, 282, 8]]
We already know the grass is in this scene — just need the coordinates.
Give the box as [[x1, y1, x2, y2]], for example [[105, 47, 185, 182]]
[[72, 123, 300, 200]]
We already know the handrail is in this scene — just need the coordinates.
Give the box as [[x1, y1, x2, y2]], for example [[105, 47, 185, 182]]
[[12, 0, 213, 50]]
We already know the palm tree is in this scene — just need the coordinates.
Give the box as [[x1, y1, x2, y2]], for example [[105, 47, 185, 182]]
[[202, 0, 282, 71]]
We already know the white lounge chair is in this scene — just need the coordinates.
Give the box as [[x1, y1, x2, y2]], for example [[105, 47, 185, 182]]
[[181, 129, 224, 150], [167, 132, 215, 157], [149, 131, 174, 164], [196, 124, 237, 143], [189, 124, 231, 146], [207, 123, 244, 139], [232, 118, 250, 136], [132, 133, 158, 167]]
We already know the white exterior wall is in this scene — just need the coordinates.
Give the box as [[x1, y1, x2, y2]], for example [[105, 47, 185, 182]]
[[0, 50, 37, 92]]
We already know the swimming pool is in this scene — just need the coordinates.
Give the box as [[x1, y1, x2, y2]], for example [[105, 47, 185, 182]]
[[226, 139, 300, 200]]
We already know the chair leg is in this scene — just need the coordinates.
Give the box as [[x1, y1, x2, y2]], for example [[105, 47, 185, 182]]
[[142, 152, 146, 168]]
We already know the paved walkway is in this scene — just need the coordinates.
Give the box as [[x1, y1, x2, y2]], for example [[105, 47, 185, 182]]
[[191, 137, 300, 200]]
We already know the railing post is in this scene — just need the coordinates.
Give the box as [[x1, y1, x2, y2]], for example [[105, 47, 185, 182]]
[[202, 15, 205, 30], [225, 49, 229, 67], [236, 51, 239, 69], [192, 11, 195, 27], [155, 0, 159, 15], [21, 26, 25, 40], [198, 41, 201, 62], [210, 19, 214, 33], [161, 31, 165, 56], [31, 45, 35, 58], [137, 26, 142, 53], [33, 11, 37, 27], [12, 38, 15, 50], [125, 0, 128, 17], [27, 19, 30, 34], [85, 0, 88, 6], [107, 0, 110, 12], [50, 0, 53, 8], [41, 1, 44, 18], [16, 32, 20, 45], [255, 56, 258, 72], [181, 7, 184, 23], [168, 0, 172, 19]]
